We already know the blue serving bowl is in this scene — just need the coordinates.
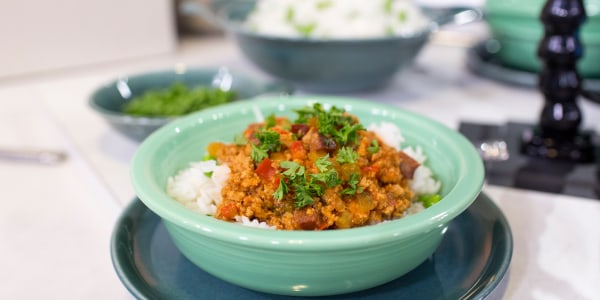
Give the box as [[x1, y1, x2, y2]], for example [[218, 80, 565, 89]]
[[213, 1, 481, 93], [89, 66, 293, 141]]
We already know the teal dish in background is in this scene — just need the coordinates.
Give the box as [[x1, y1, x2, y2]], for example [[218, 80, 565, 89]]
[[110, 193, 513, 299], [484, 0, 600, 77], [129, 96, 485, 296], [213, 1, 481, 93], [89, 67, 293, 141]]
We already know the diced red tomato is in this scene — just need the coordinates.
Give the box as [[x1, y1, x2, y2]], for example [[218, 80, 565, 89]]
[[255, 158, 277, 182], [361, 165, 380, 176], [289, 141, 306, 160], [218, 202, 238, 220]]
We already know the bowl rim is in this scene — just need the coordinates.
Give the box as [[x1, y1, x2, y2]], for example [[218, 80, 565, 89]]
[[88, 65, 293, 123], [214, 0, 443, 43], [130, 96, 485, 250]]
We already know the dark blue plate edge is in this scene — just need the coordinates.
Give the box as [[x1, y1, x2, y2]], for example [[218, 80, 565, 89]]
[[460, 192, 514, 299], [110, 192, 513, 299]]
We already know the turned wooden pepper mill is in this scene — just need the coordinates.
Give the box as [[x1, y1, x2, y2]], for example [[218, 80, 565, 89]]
[[521, 0, 596, 163]]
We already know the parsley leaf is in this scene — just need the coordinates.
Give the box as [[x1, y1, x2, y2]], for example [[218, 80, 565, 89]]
[[265, 113, 277, 129], [250, 144, 268, 163], [273, 179, 288, 201], [315, 154, 332, 172], [233, 133, 247, 145], [367, 140, 380, 154], [280, 161, 305, 179], [250, 130, 281, 163], [336, 147, 358, 164], [342, 173, 363, 195], [293, 103, 364, 146]]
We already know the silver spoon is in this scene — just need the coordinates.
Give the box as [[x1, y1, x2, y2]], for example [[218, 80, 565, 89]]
[[0, 148, 68, 165]]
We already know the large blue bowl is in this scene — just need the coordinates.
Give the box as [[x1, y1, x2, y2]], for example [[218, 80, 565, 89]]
[[214, 1, 481, 93]]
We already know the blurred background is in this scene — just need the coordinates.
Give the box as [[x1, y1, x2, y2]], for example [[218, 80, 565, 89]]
[[0, 0, 484, 79]]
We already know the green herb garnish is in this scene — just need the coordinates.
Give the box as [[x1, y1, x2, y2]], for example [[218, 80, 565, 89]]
[[398, 10, 407, 23], [336, 147, 358, 164], [275, 155, 343, 208], [233, 134, 247, 145], [316, 0, 332, 10], [280, 161, 305, 179], [367, 140, 380, 154], [250, 130, 281, 163], [285, 6, 295, 23], [265, 113, 277, 129], [419, 194, 442, 208], [342, 173, 362, 195], [122, 82, 236, 117], [250, 144, 269, 163], [293, 103, 364, 146], [315, 154, 333, 172], [384, 0, 393, 14], [295, 23, 317, 37]]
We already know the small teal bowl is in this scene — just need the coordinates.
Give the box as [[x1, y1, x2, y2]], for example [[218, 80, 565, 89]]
[[89, 66, 293, 141], [130, 96, 484, 296], [212, 1, 481, 93]]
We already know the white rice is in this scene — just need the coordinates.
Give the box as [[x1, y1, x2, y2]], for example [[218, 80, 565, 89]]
[[244, 0, 429, 39], [368, 121, 442, 213], [166, 160, 230, 216], [167, 121, 440, 227]]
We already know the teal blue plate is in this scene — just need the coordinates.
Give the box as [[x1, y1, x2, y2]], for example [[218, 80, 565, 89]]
[[110, 192, 512, 299]]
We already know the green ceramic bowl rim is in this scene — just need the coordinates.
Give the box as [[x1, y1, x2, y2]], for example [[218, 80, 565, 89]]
[[131, 96, 484, 251]]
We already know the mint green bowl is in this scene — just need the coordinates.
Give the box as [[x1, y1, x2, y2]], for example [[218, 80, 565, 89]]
[[130, 96, 484, 296]]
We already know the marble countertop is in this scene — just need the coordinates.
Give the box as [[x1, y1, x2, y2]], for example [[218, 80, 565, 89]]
[[2, 28, 599, 299]]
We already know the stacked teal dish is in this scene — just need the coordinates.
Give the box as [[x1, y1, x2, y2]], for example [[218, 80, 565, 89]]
[[485, 0, 600, 76]]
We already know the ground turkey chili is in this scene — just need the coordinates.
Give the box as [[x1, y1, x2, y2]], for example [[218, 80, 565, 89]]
[[207, 103, 421, 230]]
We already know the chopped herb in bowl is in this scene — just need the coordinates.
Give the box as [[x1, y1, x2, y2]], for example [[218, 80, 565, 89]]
[[122, 82, 237, 117]]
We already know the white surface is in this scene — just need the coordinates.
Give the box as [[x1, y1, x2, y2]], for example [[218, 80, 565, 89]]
[[1, 24, 599, 299], [0, 0, 176, 79]]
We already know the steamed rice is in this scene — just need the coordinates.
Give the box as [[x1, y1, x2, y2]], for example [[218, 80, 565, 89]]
[[167, 121, 441, 228], [244, 0, 429, 39]]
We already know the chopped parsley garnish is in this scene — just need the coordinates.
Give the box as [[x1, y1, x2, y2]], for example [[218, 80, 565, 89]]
[[250, 144, 269, 162], [285, 7, 295, 23], [336, 147, 358, 164], [265, 113, 277, 129], [280, 161, 305, 179], [274, 160, 322, 207], [293, 103, 364, 146], [418, 194, 442, 208], [233, 133, 247, 145], [295, 23, 317, 37], [275, 150, 365, 208], [398, 10, 407, 23], [250, 130, 281, 163], [367, 140, 380, 154], [273, 179, 288, 201], [315, 154, 333, 172], [122, 82, 236, 117], [316, 0, 332, 10], [342, 173, 362, 195], [384, 0, 393, 14]]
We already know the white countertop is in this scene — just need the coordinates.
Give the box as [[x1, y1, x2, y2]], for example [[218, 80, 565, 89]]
[[2, 28, 599, 299]]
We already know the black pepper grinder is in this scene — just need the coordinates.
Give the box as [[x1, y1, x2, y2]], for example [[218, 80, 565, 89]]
[[521, 0, 597, 163]]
